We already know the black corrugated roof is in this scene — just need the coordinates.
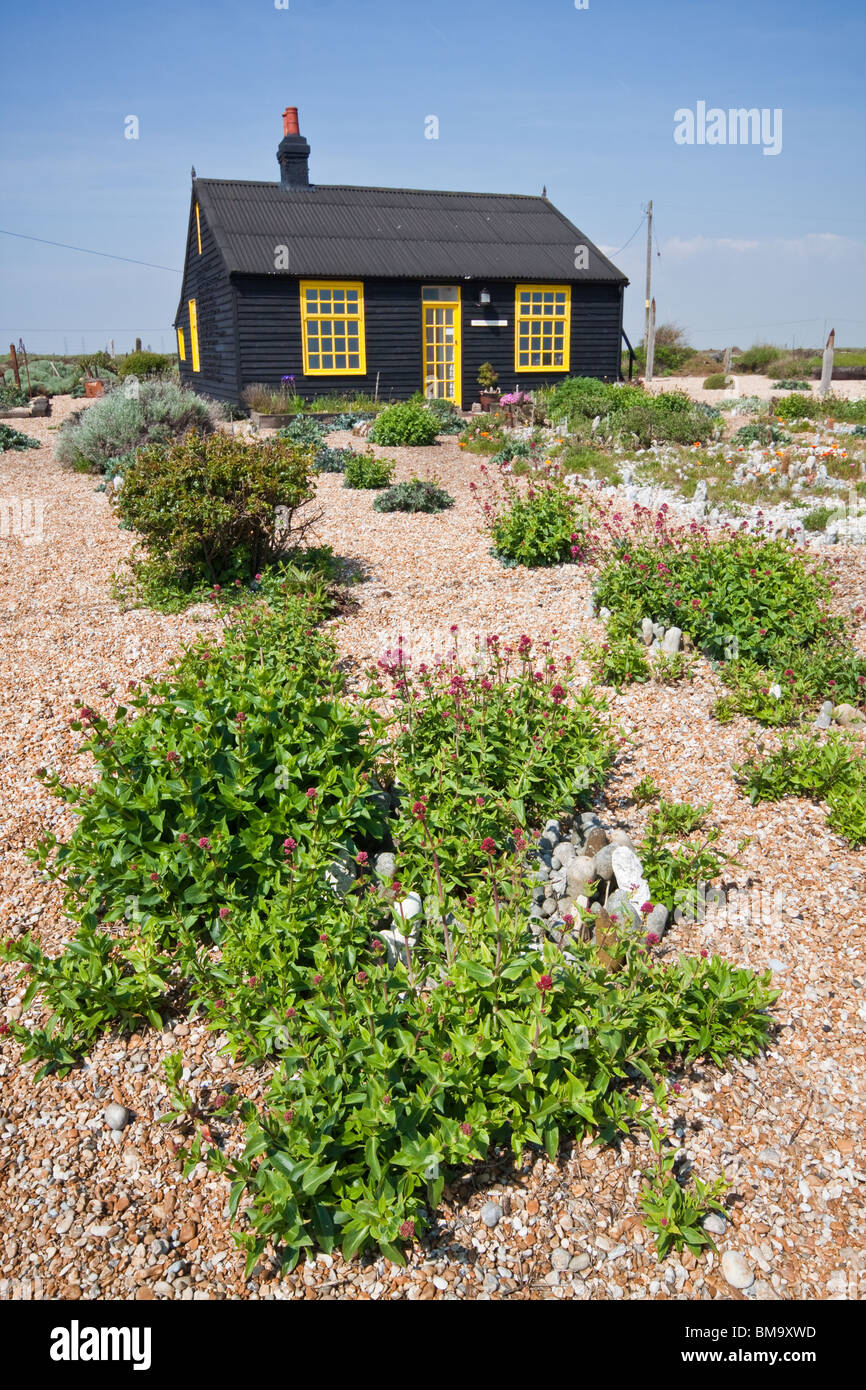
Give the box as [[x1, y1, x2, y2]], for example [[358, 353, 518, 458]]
[[193, 179, 628, 283]]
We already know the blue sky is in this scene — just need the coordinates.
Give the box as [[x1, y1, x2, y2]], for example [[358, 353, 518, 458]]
[[1, 0, 864, 355]]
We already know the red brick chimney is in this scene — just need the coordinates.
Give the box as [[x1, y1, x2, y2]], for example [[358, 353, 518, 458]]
[[277, 106, 310, 188]]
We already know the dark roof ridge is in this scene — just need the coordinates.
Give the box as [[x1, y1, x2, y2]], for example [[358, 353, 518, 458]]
[[195, 177, 555, 201]]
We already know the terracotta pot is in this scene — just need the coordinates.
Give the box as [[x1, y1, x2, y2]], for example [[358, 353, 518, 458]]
[[479, 391, 501, 411], [251, 410, 296, 429], [84, 380, 105, 398]]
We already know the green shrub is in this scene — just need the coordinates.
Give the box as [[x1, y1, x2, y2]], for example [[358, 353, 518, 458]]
[[593, 528, 866, 725], [116, 351, 173, 379], [55, 381, 214, 473], [2, 607, 779, 1269], [314, 444, 354, 474], [735, 344, 779, 374], [773, 378, 813, 391], [737, 733, 866, 846], [702, 373, 730, 390], [342, 449, 395, 489], [802, 504, 837, 532], [486, 479, 590, 567], [0, 423, 40, 451], [409, 395, 463, 435], [277, 416, 327, 448], [369, 403, 439, 447], [772, 392, 819, 421], [733, 422, 789, 446], [0, 383, 30, 408], [373, 479, 455, 513], [116, 429, 316, 586]]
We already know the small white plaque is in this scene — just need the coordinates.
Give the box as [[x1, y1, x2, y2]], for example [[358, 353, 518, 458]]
[[470, 319, 508, 327]]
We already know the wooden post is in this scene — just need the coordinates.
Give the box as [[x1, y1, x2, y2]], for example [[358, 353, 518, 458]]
[[8, 344, 21, 389], [18, 339, 31, 395], [135, 337, 142, 353], [722, 345, 732, 375], [645, 298, 656, 382], [819, 328, 835, 397], [644, 200, 653, 350]]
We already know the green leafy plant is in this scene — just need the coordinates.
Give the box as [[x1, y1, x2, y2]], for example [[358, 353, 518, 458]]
[[369, 403, 439, 447], [0, 422, 40, 451], [774, 379, 812, 391], [55, 381, 214, 473], [116, 428, 317, 587], [479, 475, 590, 568], [277, 416, 327, 448], [117, 351, 173, 379], [736, 732, 866, 846], [0, 383, 31, 408], [372, 478, 455, 513], [638, 798, 741, 920], [314, 444, 354, 474], [640, 1129, 727, 1260], [477, 362, 499, 391], [342, 449, 395, 489], [702, 373, 731, 390], [632, 774, 661, 807]]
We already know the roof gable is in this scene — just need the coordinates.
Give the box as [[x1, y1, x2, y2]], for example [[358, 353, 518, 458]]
[[192, 180, 628, 283]]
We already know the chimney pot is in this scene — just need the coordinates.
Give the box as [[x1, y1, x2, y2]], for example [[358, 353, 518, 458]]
[[283, 106, 300, 137]]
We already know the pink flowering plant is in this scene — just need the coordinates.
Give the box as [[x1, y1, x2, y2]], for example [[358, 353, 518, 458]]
[[473, 467, 593, 568], [2, 593, 779, 1272]]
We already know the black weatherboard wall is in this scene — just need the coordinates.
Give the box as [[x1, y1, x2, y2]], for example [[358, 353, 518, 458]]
[[174, 109, 629, 405]]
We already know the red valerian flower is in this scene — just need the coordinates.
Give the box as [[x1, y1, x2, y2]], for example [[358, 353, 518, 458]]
[[0, 1022, 10, 1036], [305, 787, 318, 799], [312, 973, 323, 985], [285, 1007, 296, 1019], [218, 907, 230, 920], [645, 932, 660, 946], [460, 1122, 473, 1136], [283, 1110, 294, 1122], [166, 751, 180, 763], [480, 837, 497, 855], [198, 837, 211, 849], [178, 832, 189, 844], [700, 948, 708, 959], [412, 801, 426, 820], [356, 850, 369, 865], [641, 902, 654, 916], [356, 971, 369, 985], [399, 1219, 415, 1241], [371, 938, 384, 954], [671, 1081, 683, 1095], [319, 933, 328, 943], [149, 872, 159, 883], [536, 974, 553, 993], [443, 1051, 453, 1063]]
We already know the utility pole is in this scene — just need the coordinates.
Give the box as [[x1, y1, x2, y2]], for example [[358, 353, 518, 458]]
[[646, 298, 657, 382], [644, 199, 653, 347]]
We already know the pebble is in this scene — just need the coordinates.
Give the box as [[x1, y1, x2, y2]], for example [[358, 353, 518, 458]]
[[702, 1212, 727, 1236], [550, 1248, 571, 1271], [721, 1250, 755, 1290], [480, 1202, 503, 1229], [103, 1103, 130, 1132], [570, 1252, 591, 1272]]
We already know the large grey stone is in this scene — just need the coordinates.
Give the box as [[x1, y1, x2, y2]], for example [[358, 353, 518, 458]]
[[566, 855, 597, 898], [374, 851, 396, 882], [552, 840, 574, 869], [661, 626, 682, 656], [611, 846, 650, 907], [834, 702, 863, 728], [583, 825, 609, 857], [645, 903, 669, 936], [641, 617, 654, 647], [104, 1103, 130, 1132], [592, 845, 615, 882], [608, 829, 636, 851]]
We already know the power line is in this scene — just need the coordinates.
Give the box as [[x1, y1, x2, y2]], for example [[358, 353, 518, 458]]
[[0, 228, 181, 273], [614, 212, 647, 257]]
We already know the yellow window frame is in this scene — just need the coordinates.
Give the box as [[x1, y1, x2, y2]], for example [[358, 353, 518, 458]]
[[421, 285, 461, 407], [195, 202, 202, 255], [300, 280, 366, 376], [188, 299, 200, 372], [177, 327, 186, 362], [514, 284, 571, 372]]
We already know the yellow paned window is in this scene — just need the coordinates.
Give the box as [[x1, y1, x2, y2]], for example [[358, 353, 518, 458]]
[[177, 327, 186, 361], [300, 281, 366, 375], [188, 299, 200, 373], [514, 284, 571, 371], [195, 203, 202, 254]]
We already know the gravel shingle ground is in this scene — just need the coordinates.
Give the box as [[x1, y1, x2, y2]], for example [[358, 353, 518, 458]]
[[0, 398, 863, 1301]]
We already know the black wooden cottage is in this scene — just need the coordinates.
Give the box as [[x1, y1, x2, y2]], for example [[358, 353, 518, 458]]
[[174, 109, 628, 406]]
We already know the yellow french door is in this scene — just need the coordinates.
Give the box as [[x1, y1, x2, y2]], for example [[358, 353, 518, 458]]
[[422, 286, 461, 406]]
